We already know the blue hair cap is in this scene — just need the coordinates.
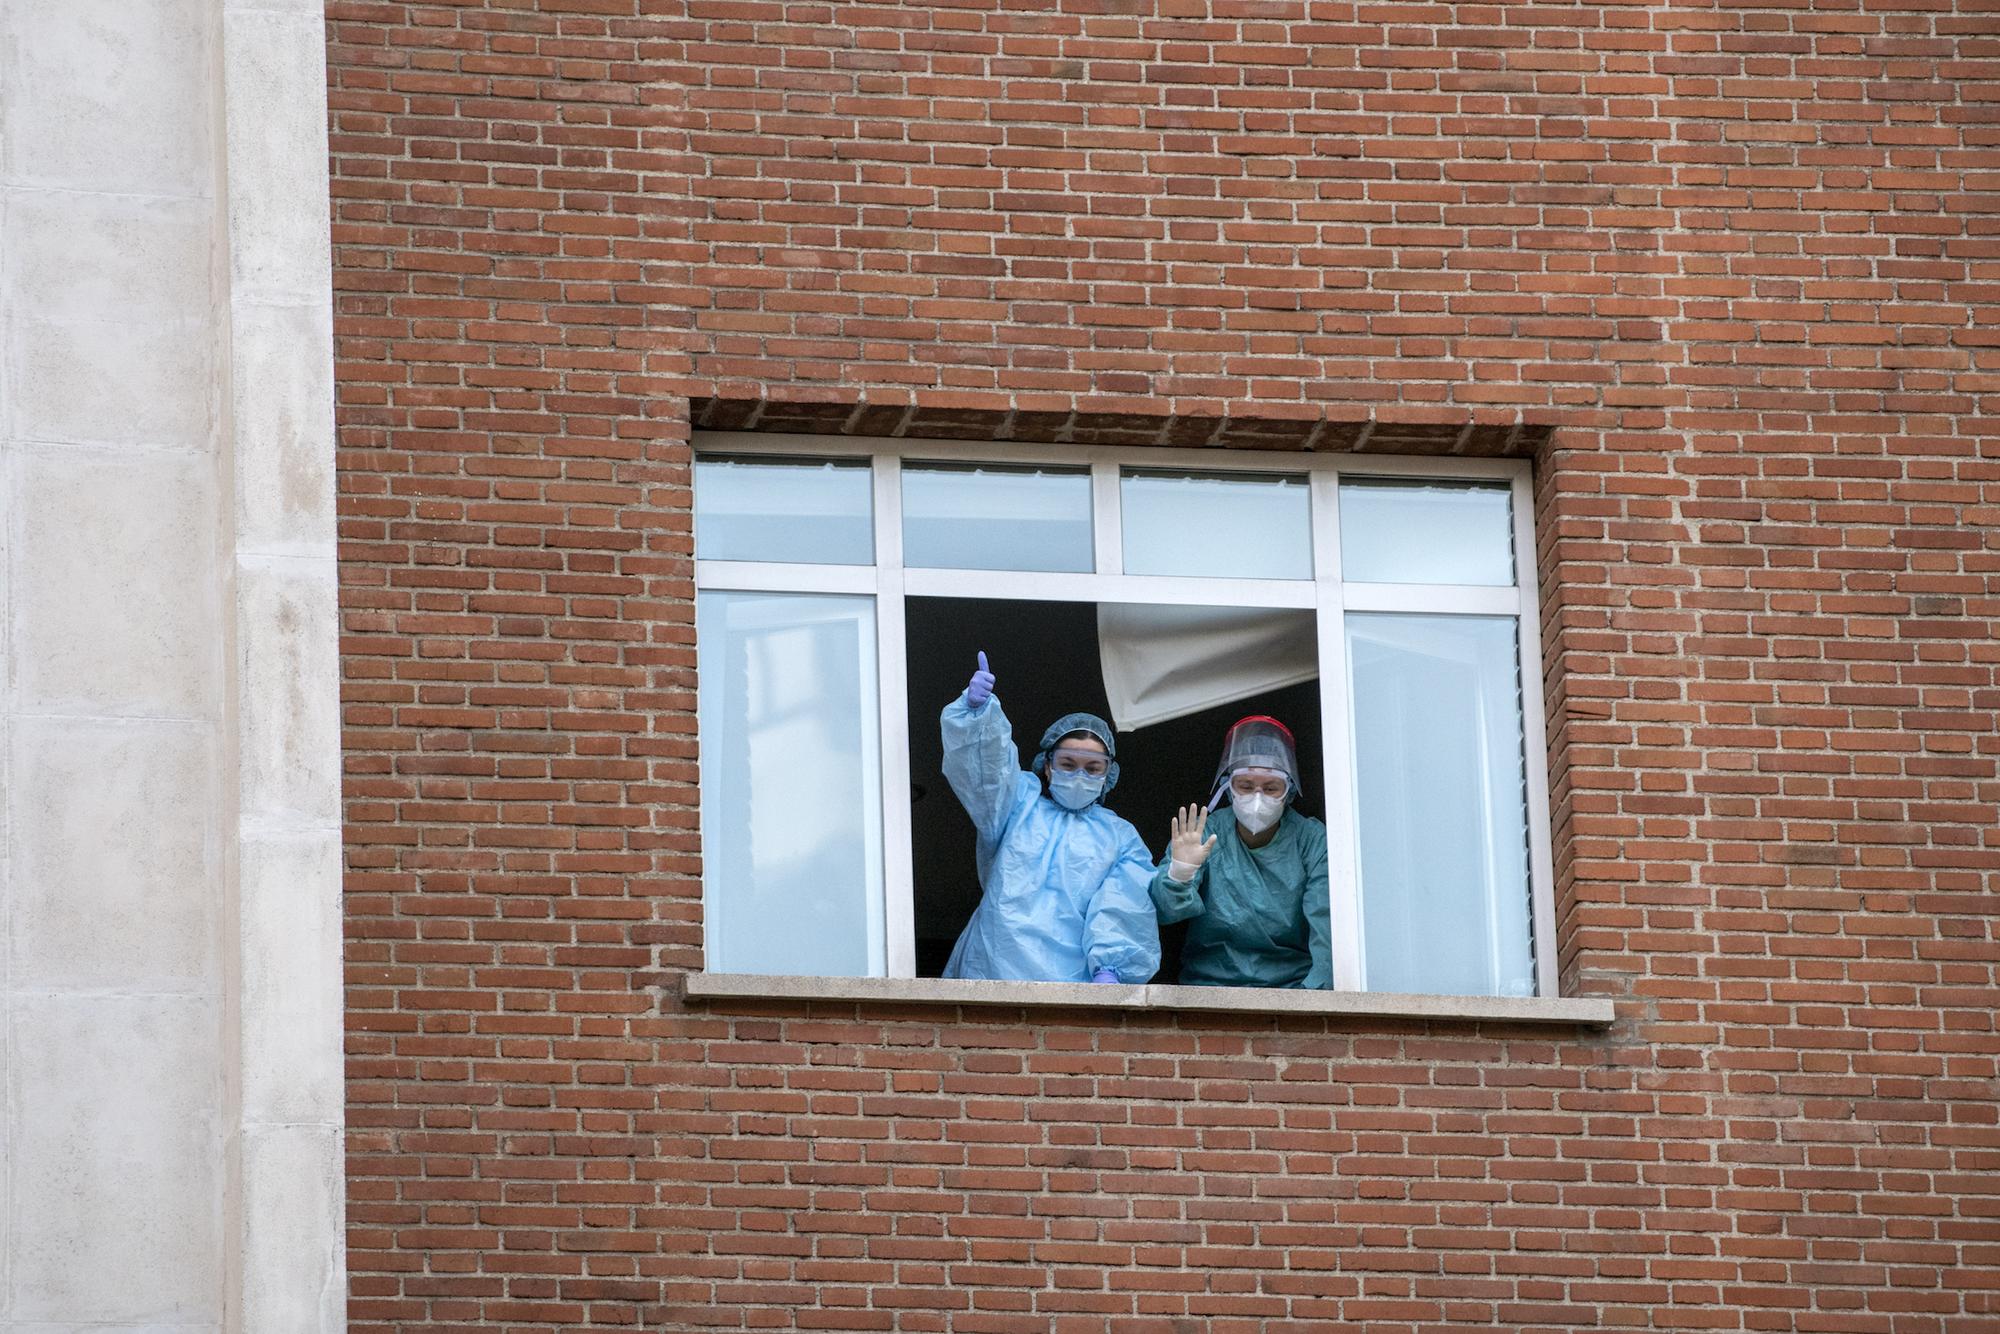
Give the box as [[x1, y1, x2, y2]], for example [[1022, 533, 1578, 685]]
[[1031, 711, 1121, 795]]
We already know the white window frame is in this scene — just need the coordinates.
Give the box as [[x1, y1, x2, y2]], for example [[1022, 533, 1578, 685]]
[[691, 431, 1560, 998]]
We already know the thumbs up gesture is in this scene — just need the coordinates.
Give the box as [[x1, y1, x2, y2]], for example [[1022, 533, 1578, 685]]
[[965, 651, 996, 709]]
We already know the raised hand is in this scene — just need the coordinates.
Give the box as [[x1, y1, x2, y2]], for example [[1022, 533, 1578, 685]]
[[965, 650, 996, 708], [1167, 804, 1218, 881]]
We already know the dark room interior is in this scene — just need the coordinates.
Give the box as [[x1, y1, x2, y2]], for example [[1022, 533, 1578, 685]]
[[903, 595, 1324, 982]]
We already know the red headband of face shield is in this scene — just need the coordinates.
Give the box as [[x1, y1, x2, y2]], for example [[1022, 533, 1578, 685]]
[[1231, 715, 1293, 746]]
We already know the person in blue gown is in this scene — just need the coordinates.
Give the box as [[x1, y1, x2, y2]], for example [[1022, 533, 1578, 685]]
[[1150, 715, 1331, 989], [939, 653, 1160, 985]]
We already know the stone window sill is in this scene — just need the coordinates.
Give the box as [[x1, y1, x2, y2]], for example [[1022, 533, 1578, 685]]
[[682, 972, 1615, 1026]]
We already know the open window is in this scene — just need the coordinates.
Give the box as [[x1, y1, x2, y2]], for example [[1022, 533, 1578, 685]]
[[691, 436, 1556, 998]]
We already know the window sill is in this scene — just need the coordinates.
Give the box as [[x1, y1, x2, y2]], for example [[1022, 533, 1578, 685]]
[[682, 973, 1615, 1027]]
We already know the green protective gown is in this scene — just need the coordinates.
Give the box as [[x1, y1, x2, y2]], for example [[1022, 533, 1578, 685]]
[[1148, 805, 1332, 989]]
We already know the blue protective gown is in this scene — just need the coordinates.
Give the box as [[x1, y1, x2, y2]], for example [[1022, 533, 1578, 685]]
[[939, 693, 1161, 984], [1148, 805, 1332, 989]]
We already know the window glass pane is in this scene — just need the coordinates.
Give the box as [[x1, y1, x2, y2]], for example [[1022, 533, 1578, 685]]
[[1121, 470, 1312, 580], [695, 455, 873, 564], [902, 463, 1092, 572], [1338, 478, 1514, 585], [697, 591, 884, 976], [1347, 613, 1534, 997]]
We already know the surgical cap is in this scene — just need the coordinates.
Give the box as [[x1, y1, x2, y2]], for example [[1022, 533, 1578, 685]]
[[1031, 711, 1121, 795]]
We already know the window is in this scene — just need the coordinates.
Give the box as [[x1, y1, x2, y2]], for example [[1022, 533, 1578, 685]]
[[692, 435, 1557, 999]]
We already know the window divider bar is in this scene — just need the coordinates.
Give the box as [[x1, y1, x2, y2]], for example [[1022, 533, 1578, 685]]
[[1091, 461, 1122, 574], [1310, 472, 1366, 993], [872, 457, 917, 979], [900, 568, 1317, 608], [1342, 583, 1520, 616], [1512, 469, 1560, 999], [706, 564, 1321, 609], [695, 560, 876, 595]]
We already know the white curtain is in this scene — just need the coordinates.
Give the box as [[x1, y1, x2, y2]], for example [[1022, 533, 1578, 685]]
[[1097, 603, 1319, 731]]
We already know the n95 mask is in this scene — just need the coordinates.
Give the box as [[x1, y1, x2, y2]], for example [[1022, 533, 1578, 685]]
[[1233, 790, 1282, 835]]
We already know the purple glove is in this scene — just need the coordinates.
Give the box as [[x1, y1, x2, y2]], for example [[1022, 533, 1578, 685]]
[[965, 651, 995, 709], [1091, 968, 1119, 984]]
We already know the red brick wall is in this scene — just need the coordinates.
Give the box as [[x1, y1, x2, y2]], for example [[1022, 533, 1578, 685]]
[[330, 1, 2000, 1329]]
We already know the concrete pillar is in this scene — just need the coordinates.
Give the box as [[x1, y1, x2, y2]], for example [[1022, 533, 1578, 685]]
[[0, 1, 344, 1329]]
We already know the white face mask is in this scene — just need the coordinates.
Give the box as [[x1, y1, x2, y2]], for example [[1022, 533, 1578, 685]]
[[1233, 791, 1283, 835], [1048, 769, 1105, 810]]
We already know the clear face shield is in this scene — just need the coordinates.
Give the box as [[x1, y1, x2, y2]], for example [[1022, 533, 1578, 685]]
[[1209, 716, 1301, 812]]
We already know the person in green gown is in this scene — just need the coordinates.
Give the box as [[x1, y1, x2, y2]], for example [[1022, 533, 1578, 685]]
[[1149, 715, 1332, 989]]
